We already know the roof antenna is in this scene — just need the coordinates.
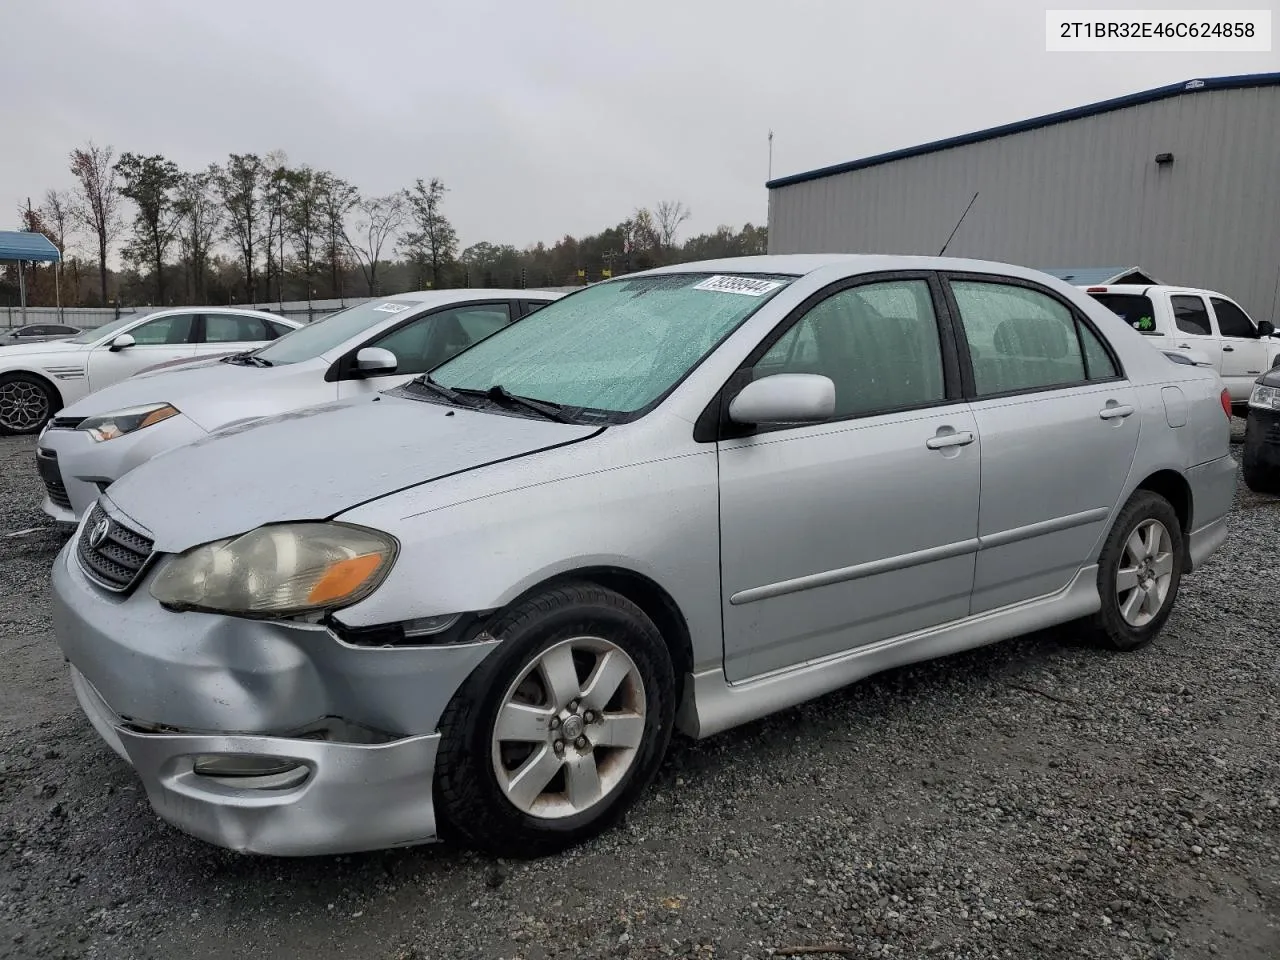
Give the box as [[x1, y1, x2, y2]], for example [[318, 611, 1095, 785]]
[[938, 191, 979, 256]]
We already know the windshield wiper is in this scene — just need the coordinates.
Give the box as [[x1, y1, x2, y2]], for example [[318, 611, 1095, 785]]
[[455, 384, 574, 423], [221, 351, 273, 367], [410, 375, 477, 407]]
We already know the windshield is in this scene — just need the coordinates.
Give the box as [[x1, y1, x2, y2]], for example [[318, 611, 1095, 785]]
[[251, 298, 422, 365], [69, 314, 139, 344], [428, 272, 794, 416]]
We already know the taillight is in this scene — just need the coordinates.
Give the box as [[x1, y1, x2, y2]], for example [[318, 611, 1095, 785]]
[[1220, 388, 1232, 419]]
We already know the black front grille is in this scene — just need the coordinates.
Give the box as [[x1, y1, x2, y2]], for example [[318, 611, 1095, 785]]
[[49, 415, 86, 430], [35, 448, 72, 510], [76, 502, 155, 593]]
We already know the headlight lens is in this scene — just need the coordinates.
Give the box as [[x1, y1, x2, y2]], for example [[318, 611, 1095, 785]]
[[149, 522, 398, 617], [80, 403, 180, 442], [1248, 383, 1280, 411]]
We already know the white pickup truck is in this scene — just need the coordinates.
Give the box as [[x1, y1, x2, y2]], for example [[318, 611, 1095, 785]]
[[1082, 284, 1280, 409]]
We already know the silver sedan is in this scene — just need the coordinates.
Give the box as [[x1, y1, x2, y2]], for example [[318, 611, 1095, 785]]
[[51, 255, 1236, 857]]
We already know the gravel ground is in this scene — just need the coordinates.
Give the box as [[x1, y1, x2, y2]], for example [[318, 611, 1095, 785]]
[[0, 426, 1277, 960]]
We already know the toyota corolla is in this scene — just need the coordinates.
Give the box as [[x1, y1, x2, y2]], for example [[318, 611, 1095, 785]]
[[51, 255, 1236, 857]]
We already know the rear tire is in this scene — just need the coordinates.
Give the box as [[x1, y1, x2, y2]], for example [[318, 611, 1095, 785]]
[[1088, 491, 1185, 652], [434, 583, 675, 857], [0, 372, 58, 436]]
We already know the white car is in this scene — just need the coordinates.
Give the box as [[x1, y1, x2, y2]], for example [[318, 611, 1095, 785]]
[[35, 290, 560, 523], [0, 307, 299, 436]]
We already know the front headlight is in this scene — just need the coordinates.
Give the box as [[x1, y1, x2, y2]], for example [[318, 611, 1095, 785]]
[[149, 522, 398, 618], [1248, 383, 1280, 411], [80, 403, 180, 442]]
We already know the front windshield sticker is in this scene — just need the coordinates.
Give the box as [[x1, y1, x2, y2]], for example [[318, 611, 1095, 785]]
[[371, 302, 412, 313], [692, 275, 783, 297]]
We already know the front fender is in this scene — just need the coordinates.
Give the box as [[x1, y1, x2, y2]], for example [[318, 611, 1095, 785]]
[[334, 450, 725, 669]]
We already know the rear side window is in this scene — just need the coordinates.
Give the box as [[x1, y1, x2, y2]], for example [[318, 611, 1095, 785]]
[[1090, 293, 1158, 334], [951, 280, 1118, 396], [1211, 298, 1256, 338], [1171, 296, 1212, 336]]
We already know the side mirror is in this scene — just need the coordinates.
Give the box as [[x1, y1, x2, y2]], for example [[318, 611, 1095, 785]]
[[728, 373, 836, 426], [109, 333, 135, 351], [354, 346, 397, 375], [1257, 320, 1275, 338]]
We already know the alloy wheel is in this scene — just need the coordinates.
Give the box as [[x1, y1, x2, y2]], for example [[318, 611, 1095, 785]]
[[1115, 518, 1175, 627], [491, 635, 647, 819], [0, 379, 50, 432]]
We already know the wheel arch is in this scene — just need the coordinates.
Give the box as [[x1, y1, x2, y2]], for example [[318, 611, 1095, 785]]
[[1133, 468, 1192, 535], [503, 565, 694, 696]]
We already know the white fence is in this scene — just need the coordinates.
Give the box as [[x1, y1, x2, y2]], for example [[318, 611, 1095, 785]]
[[3, 287, 581, 332]]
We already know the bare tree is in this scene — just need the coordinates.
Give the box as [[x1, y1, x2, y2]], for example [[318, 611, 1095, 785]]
[[174, 168, 222, 302], [654, 200, 692, 251], [283, 166, 325, 302], [39, 189, 75, 257], [344, 193, 405, 295], [68, 141, 122, 304], [318, 172, 359, 299], [214, 154, 266, 302], [261, 150, 290, 304]]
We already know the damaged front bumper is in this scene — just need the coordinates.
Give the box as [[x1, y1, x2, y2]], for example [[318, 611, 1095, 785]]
[[51, 535, 499, 856]]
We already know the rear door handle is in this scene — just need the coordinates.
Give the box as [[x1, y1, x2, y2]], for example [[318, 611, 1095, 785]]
[[1099, 404, 1135, 420], [1177, 343, 1191, 349], [1222, 345, 1234, 352], [926, 431, 975, 449]]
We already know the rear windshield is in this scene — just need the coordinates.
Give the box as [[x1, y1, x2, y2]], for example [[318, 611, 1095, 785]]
[[1090, 293, 1158, 334]]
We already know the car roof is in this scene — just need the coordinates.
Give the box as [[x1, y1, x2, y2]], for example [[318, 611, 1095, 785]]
[[367, 289, 564, 304], [636, 254, 1100, 285], [1081, 283, 1229, 298], [136, 306, 291, 321]]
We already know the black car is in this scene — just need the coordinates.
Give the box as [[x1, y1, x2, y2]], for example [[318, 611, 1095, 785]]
[[1242, 360, 1280, 494]]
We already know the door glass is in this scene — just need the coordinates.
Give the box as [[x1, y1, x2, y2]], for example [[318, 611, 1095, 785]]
[[372, 304, 513, 376], [753, 279, 945, 417], [1211, 298, 1257, 338], [1171, 296, 1212, 336], [1078, 322, 1119, 379], [951, 281, 1087, 396], [203, 314, 265, 343], [128, 313, 194, 345]]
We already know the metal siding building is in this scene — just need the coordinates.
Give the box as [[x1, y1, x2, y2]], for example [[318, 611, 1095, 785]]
[[766, 74, 1280, 320]]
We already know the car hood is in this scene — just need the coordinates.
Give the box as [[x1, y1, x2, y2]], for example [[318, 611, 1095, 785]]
[[58, 360, 307, 430], [0, 339, 86, 361], [104, 392, 602, 552]]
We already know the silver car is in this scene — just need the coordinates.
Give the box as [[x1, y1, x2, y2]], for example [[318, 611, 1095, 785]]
[[35, 290, 559, 522], [51, 255, 1236, 857]]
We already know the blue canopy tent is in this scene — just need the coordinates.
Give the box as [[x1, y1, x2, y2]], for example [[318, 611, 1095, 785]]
[[0, 230, 63, 326]]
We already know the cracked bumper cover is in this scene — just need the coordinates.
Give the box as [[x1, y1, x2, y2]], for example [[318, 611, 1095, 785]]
[[51, 538, 499, 856]]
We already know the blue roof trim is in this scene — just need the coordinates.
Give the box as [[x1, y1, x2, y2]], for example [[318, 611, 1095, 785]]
[[766, 72, 1280, 189], [0, 231, 61, 263]]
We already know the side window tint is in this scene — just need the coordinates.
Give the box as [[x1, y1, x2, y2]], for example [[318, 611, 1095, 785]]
[[951, 281, 1087, 396], [454, 305, 512, 344], [267, 320, 293, 339], [752, 279, 945, 418], [1211, 298, 1256, 338], [1171, 296, 1212, 336], [203, 314, 261, 343], [129, 313, 193, 345], [370, 305, 511, 376], [1078, 322, 1119, 380]]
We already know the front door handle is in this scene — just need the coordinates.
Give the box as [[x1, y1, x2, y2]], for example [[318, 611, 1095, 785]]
[[926, 431, 975, 449], [1178, 344, 1192, 349], [1099, 404, 1136, 420], [1222, 345, 1234, 352]]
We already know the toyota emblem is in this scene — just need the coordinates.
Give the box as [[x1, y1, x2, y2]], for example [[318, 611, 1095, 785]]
[[88, 518, 112, 549]]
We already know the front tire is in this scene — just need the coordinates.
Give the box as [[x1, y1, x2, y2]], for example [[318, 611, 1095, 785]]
[[434, 583, 675, 857], [1088, 491, 1185, 651], [0, 372, 57, 436]]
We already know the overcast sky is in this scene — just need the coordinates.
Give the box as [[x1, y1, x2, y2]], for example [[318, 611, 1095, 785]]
[[1, 0, 1276, 254]]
